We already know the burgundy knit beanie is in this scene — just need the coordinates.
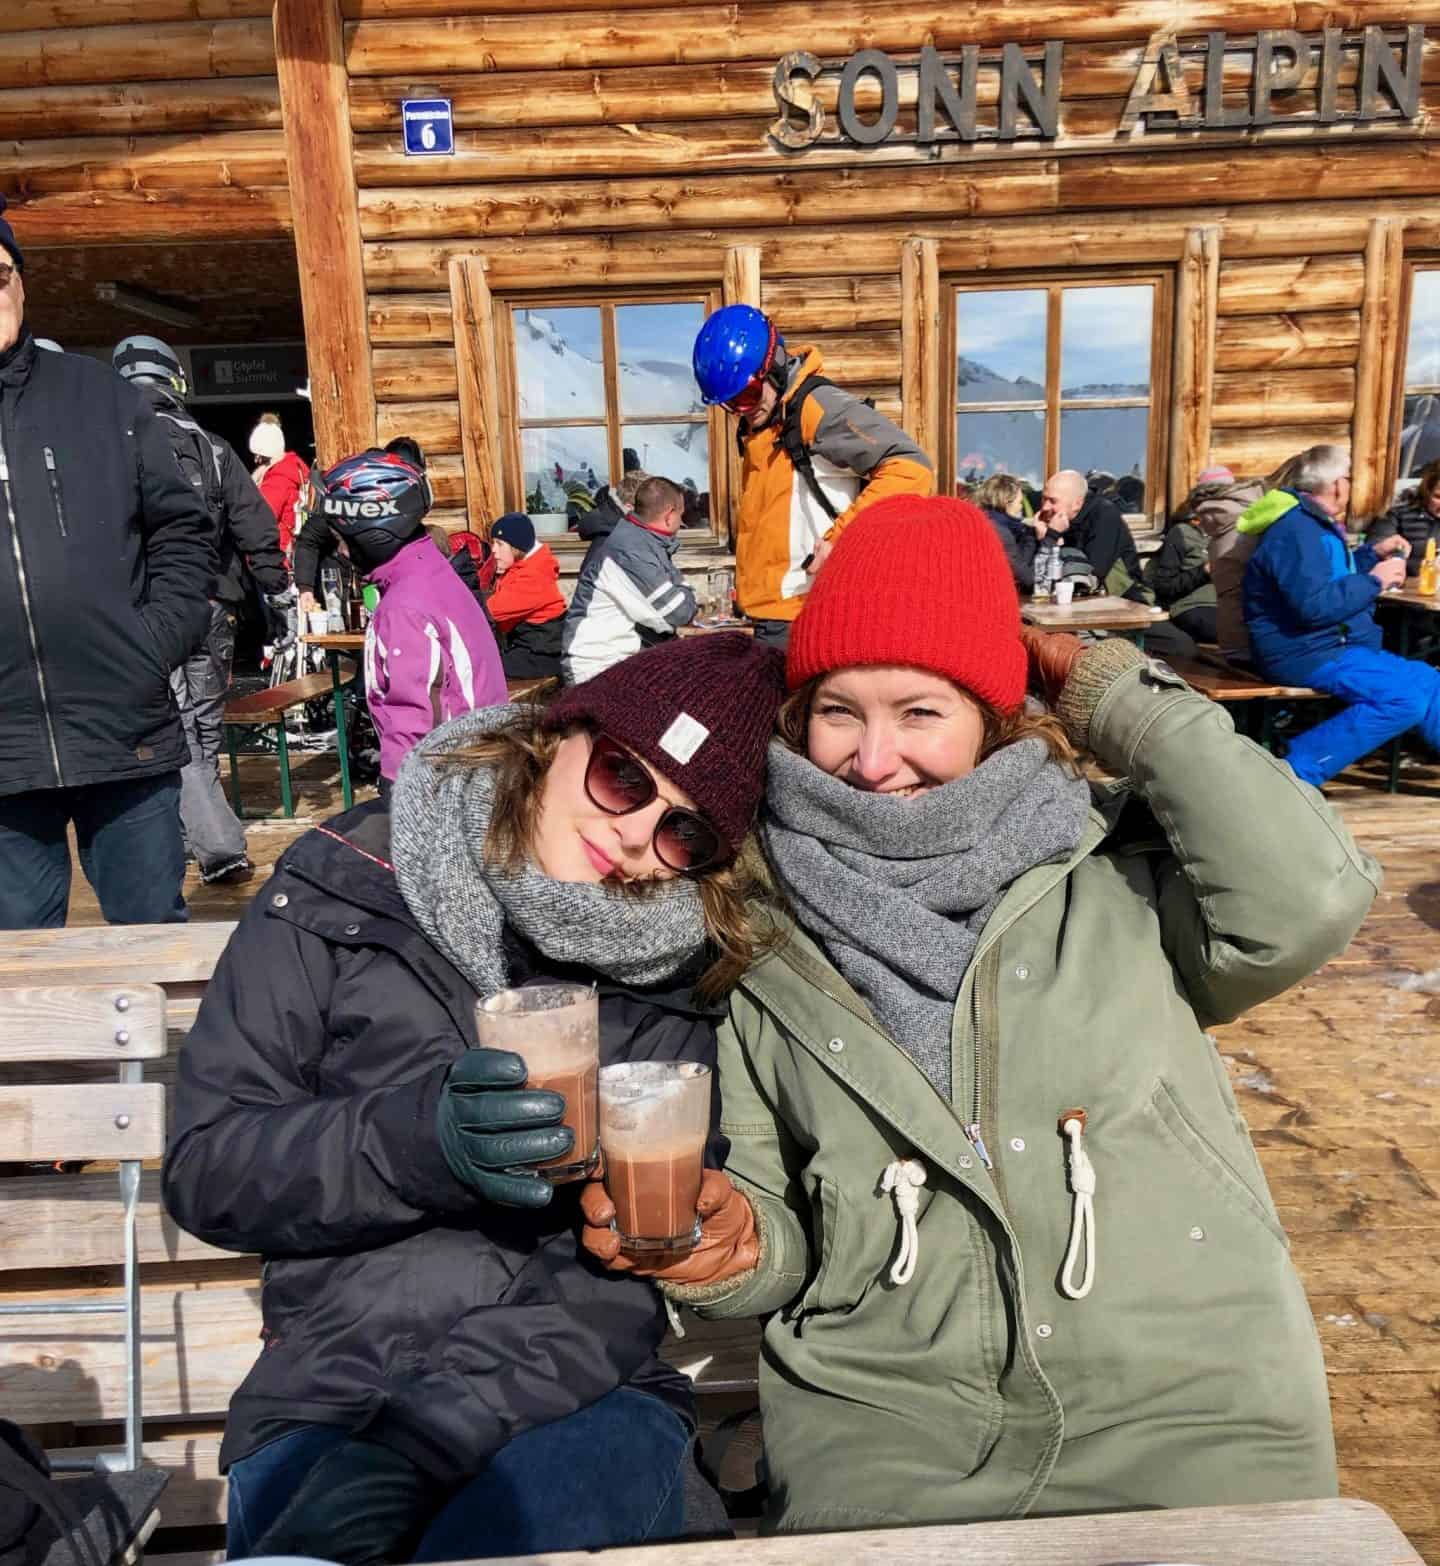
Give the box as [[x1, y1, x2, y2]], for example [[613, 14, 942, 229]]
[[543, 632, 786, 854], [787, 494, 1028, 713]]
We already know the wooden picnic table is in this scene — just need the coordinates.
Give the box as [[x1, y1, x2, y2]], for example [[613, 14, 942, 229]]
[[677, 619, 754, 638], [1376, 585, 1440, 660], [1021, 594, 1169, 646], [300, 632, 366, 808], [481, 1497, 1420, 1566]]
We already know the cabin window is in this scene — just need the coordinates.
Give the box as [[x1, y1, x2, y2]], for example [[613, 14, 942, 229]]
[[944, 274, 1170, 522], [1396, 267, 1440, 486], [499, 294, 721, 543]]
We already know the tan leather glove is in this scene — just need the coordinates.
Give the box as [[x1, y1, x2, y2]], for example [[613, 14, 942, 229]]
[[580, 1169, 759, 1287], [1019, 624, 1085, 708]]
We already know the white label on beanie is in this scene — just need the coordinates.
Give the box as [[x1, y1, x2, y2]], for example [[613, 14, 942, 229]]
[[659, 712, 709, 765]]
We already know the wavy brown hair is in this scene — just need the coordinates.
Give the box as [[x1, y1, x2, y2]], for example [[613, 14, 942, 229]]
[[776, 674, 1078, 772], [439, 708, 771, 999]]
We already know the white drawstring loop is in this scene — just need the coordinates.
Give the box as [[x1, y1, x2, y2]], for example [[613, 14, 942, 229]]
[[1058, 1110, 1096, 1300], [880, 1158, 927, 1286]]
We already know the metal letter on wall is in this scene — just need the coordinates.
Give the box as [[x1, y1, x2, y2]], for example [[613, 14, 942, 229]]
[[837, 49, 900, 145], [1119, 30, 1199, 132], [917, 44, 979, 142], [1252, 30, 1312, 125], [1360, 24, 1424, 120], [999, 41, 1061, 139], [770, 51, 825, 149]]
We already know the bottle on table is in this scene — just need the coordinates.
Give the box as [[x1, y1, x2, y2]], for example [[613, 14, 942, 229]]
[[1033, 540, 1060, 601], [1418, 538, 1439, 597], [321, 565, 345, 632]]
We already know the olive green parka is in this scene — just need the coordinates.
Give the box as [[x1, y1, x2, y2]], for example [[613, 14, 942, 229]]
[[686, 658, 1379, 1532]]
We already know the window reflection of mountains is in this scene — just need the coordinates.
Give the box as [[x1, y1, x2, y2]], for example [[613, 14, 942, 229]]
[[1400, 392, 1440, 476]]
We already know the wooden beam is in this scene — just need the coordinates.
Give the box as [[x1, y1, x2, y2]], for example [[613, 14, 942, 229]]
[[275, 0, 375, 464], [1214, 310, 1362, 371], [372, 344, 457, 402], [1, 188, 292, 246], [1, 1, 269, 27], [1209, 421, 1352, 479], [900, 236, 941, 465], [1351, 216, 1407, 519], [0, 19, 273, 89], [0, 78, 282, 138], [1, 131, 289, 196], [1168, 225, 1220, 513], [761, 276, 901, 332], [722, 244, 761, 310], [448, 256, 505, 528], [1211, 366, 1357, 427], [1217, 255, 1366, 316]]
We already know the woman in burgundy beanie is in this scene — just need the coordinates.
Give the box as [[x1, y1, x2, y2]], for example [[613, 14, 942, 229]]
[[583, 491, 1369, 1530]]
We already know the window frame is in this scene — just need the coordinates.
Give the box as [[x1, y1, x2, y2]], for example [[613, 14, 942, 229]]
[[1387, 259, 1440, 497], [496, 286, 727, 548], [942, 268, 1174, 526]]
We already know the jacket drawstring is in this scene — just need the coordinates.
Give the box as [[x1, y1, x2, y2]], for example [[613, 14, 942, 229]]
[[880, 1159, 927, 1286], [1058, 1109, 1096, 1300]]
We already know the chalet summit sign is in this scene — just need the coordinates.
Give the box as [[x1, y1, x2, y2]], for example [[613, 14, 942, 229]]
[[770, 27, 1427, 150]]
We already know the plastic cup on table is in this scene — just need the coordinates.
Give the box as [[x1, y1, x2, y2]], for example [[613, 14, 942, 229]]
[[1054, 580, 1075, 607]]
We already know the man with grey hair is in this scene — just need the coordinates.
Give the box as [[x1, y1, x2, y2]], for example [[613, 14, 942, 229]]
[[1242, 442, 1434, 787]]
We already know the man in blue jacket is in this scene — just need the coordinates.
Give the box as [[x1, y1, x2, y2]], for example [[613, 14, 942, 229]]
[[1242, 444, 1433, 787]]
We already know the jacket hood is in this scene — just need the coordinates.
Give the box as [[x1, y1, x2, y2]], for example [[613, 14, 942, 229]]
[[781, 345, 825, 403], [367, 531, 445, 590], [1237, 488, 1343, 539]]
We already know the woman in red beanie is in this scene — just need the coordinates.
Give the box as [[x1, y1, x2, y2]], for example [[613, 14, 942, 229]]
[[164, 632, 785, 1563], [584, 496, 1379, 1531]]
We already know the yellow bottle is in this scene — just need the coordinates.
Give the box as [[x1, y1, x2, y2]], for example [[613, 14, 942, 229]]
[[1419, 538, 1439, 598]]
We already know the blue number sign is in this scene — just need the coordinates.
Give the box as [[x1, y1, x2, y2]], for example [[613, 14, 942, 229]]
[[401, 99, 454, 157]]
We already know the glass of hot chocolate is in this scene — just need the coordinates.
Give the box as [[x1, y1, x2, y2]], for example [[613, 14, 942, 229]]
[[475, 984, 600, 1184], [598, 1061, 711, 1252]]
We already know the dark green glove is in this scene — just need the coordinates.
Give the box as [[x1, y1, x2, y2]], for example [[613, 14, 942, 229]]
[[436, 1047, 573, 1209]]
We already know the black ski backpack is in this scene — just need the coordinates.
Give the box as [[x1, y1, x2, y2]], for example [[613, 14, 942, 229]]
[[738, 372, 874, 522]]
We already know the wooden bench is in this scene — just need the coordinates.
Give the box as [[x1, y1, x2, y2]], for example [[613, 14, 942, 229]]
[[222, 662, 356, 820], [0, 923, 759, 1566]]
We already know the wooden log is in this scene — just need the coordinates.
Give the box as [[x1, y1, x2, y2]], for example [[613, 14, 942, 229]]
[[448, 256, 505, 528], [1351, 216, 1407, 519], [797, 334, 900, 382], [2, 187, 291, 244], [1067, 141, 1440, 217], [367, 291, 453, 344], [900, 237, 941, 464], [345, 39, 1440, 131], [1168, 224, 1220, 513], [375, 399, 460, 455], [0, 20, 274, 90], [723, 244, 760, 310], [761, 276, 902, 332], [1214, 310, 1362, 371], [275, 0, 375, 464], [0, 78, 282, 138], [355, 160, 1057, 242], [1208, 421, 1352, 478], [0, 131, 289, 197], [362, 199, 1440, 294], [1211, 365, 1357, 427], [423, 454, 466, 508], [1, 0, 269, 26], [344, 3, 1440, 76], [1217, 255, 1367, 316], [371, 344, 456, 402]]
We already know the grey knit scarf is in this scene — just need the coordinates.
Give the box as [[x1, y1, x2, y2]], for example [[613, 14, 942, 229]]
[[390, 707, 708, 999], [762, 738, 1091, 1096]]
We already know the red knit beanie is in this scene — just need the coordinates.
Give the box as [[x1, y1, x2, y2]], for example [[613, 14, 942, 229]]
[[543, 632, 786, 854], [787, 495, 1027, 713]]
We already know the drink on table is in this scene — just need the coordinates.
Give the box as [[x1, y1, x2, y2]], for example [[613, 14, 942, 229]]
[[475, 984, 600, 1183], [1418, 538, 1439, 597], [599, 1060, 711, 1252]]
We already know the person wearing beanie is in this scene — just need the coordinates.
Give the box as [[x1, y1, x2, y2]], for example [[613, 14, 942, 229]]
[[582, 493, 1380, 1530], [0, 195, 218, 929], [485, 511, 568, 680], [563, 475, 698, 684], [250, 413, 310, 557], [164, 632, 785, 1564]]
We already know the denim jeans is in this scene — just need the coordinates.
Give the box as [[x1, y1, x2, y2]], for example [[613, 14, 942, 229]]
[[1270, 645, 1440, 786], [170, 600, 247, 877], [0, 772, 187, 929], [226, 1387, 691, 1562]]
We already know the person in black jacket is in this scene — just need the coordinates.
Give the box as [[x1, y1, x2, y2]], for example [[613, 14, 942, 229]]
[[113, 335, 291, 885], [163, 632, 785, 1565], [972, 474, 1041, 592], [1364, 459, 1440, 575], [0, 205, 216, 928]]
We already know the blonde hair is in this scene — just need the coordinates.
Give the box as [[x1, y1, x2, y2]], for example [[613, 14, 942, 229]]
[[440, 708, 770, 999], [972, 474, 1025, 517], [776, 675, 1078, 773]]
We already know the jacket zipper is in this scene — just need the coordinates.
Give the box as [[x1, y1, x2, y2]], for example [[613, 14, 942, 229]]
[[964, 947, 1004, 1202], [0, 438, 64, 785], [42, 447, 68, 538]]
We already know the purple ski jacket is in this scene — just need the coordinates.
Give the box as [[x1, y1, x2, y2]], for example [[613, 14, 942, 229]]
[[364, 536, 506, 780]]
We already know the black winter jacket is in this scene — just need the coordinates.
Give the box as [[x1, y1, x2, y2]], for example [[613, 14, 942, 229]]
[[1070, 490, 1151, 602], [163, 804, 711, 1486], [982, 506, 1039, 592], [0, 333, 216, 798], [1364, 493, 1440, 575], [140, 384, 287, 606]]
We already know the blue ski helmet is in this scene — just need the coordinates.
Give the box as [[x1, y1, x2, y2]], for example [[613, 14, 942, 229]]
[[308, 448, 432, 573], [692, 305, 782, 406]]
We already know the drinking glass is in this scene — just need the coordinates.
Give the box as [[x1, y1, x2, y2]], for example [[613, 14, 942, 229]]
[[599, 1061, 711, 1251]]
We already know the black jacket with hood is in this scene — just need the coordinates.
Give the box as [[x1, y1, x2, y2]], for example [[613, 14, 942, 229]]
[[139, 382, 288, 607], [162, 803, 713, 1486], [0, 331, 216, 799], [1070, 489, 1151, 602]]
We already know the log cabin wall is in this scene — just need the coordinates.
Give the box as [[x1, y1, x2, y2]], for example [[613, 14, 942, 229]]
[[0, 2, 288, 248], [340, 2, 1440, 543]]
